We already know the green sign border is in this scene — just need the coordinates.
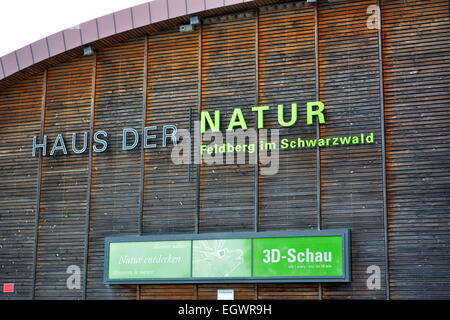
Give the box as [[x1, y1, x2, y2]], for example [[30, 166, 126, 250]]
[[104, 229, 351, 284]]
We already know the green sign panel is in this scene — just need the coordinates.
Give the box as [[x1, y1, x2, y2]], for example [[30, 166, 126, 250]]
[[253, 236, 343, 278], [104, 230, 350, 284], [108, 241, 191, 279]]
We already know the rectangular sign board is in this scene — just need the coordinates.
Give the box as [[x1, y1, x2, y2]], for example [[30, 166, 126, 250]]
[[104, 229, 351, 284]]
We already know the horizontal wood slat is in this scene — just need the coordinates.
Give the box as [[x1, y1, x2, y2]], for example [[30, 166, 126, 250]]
[[256, 2, 320, 300], [199, 18, 257, 233], [34, 56, 93, 299], [318, 0, 386, 299], [86, 38, 144, 299], [0, 74, 42, 299], [0, 0, 449, 300], [258, 2, 317, 231], [139, 29, 200, 300], [143, 30, 198, 235], [382, 0, 450, 299], [140, 284, 197, 300]]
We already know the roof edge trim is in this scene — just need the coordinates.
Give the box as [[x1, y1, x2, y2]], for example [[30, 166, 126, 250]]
[[0, 0, 254, 82]]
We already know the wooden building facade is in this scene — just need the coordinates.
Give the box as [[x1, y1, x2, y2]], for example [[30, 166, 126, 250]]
[[0, 0, 449, 299]]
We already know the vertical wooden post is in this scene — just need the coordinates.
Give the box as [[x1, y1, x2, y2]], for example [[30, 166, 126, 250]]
[[31, 69, 47, 300], [314, 1, 323, 300], [139, 35, 149, 237], [254, 8, 260, 301], [314, 2, 321, 233], [194, 22, 203, 301], [82, 53, 97, 300], [254, 8, 260, 234], [136, 34, 149, 300], [195, 24, 203, 236], [377, 0, 390, 300], [188, 106, 192, 182]]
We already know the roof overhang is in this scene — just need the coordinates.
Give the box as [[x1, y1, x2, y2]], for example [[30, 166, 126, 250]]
[[0, 0, 300, 90]]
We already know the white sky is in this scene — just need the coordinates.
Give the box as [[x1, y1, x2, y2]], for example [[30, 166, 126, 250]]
[[0, 0, 153, 57]]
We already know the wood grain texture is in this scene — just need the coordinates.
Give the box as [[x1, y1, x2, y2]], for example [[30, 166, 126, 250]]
[[382, 0, 450, 299], [256, 2, 320, 300], [199, 16, 257, 233], [143, 30, 198, 235], [86, 38, 144, 299], [139, 29, 201, 299], [0, 0, 449, 300], [34, 57, 93, 299], [318, 0, 386, 299], [0, 74, 42, 299], [258, 2, 317, 232]]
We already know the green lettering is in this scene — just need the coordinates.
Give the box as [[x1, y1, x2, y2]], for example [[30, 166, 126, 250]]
[[333, 137, 339, 146], [339, 136, 351, 145], [278, 103, 298, 127], [290, 140, 297, 148], [318, 139, 325, 147], [305, 139, 318, 147], [201, 110, 220, 133], [227, 108, 248, 131], [262, 142, 276, 150], [307, 101, 326, 125], [251, 105, 270, 129], [280, 138, 289, 149], [297, 138, 305, 148]]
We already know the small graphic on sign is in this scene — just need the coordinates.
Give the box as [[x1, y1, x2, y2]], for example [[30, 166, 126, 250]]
[[192, 239, 251, 277]]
